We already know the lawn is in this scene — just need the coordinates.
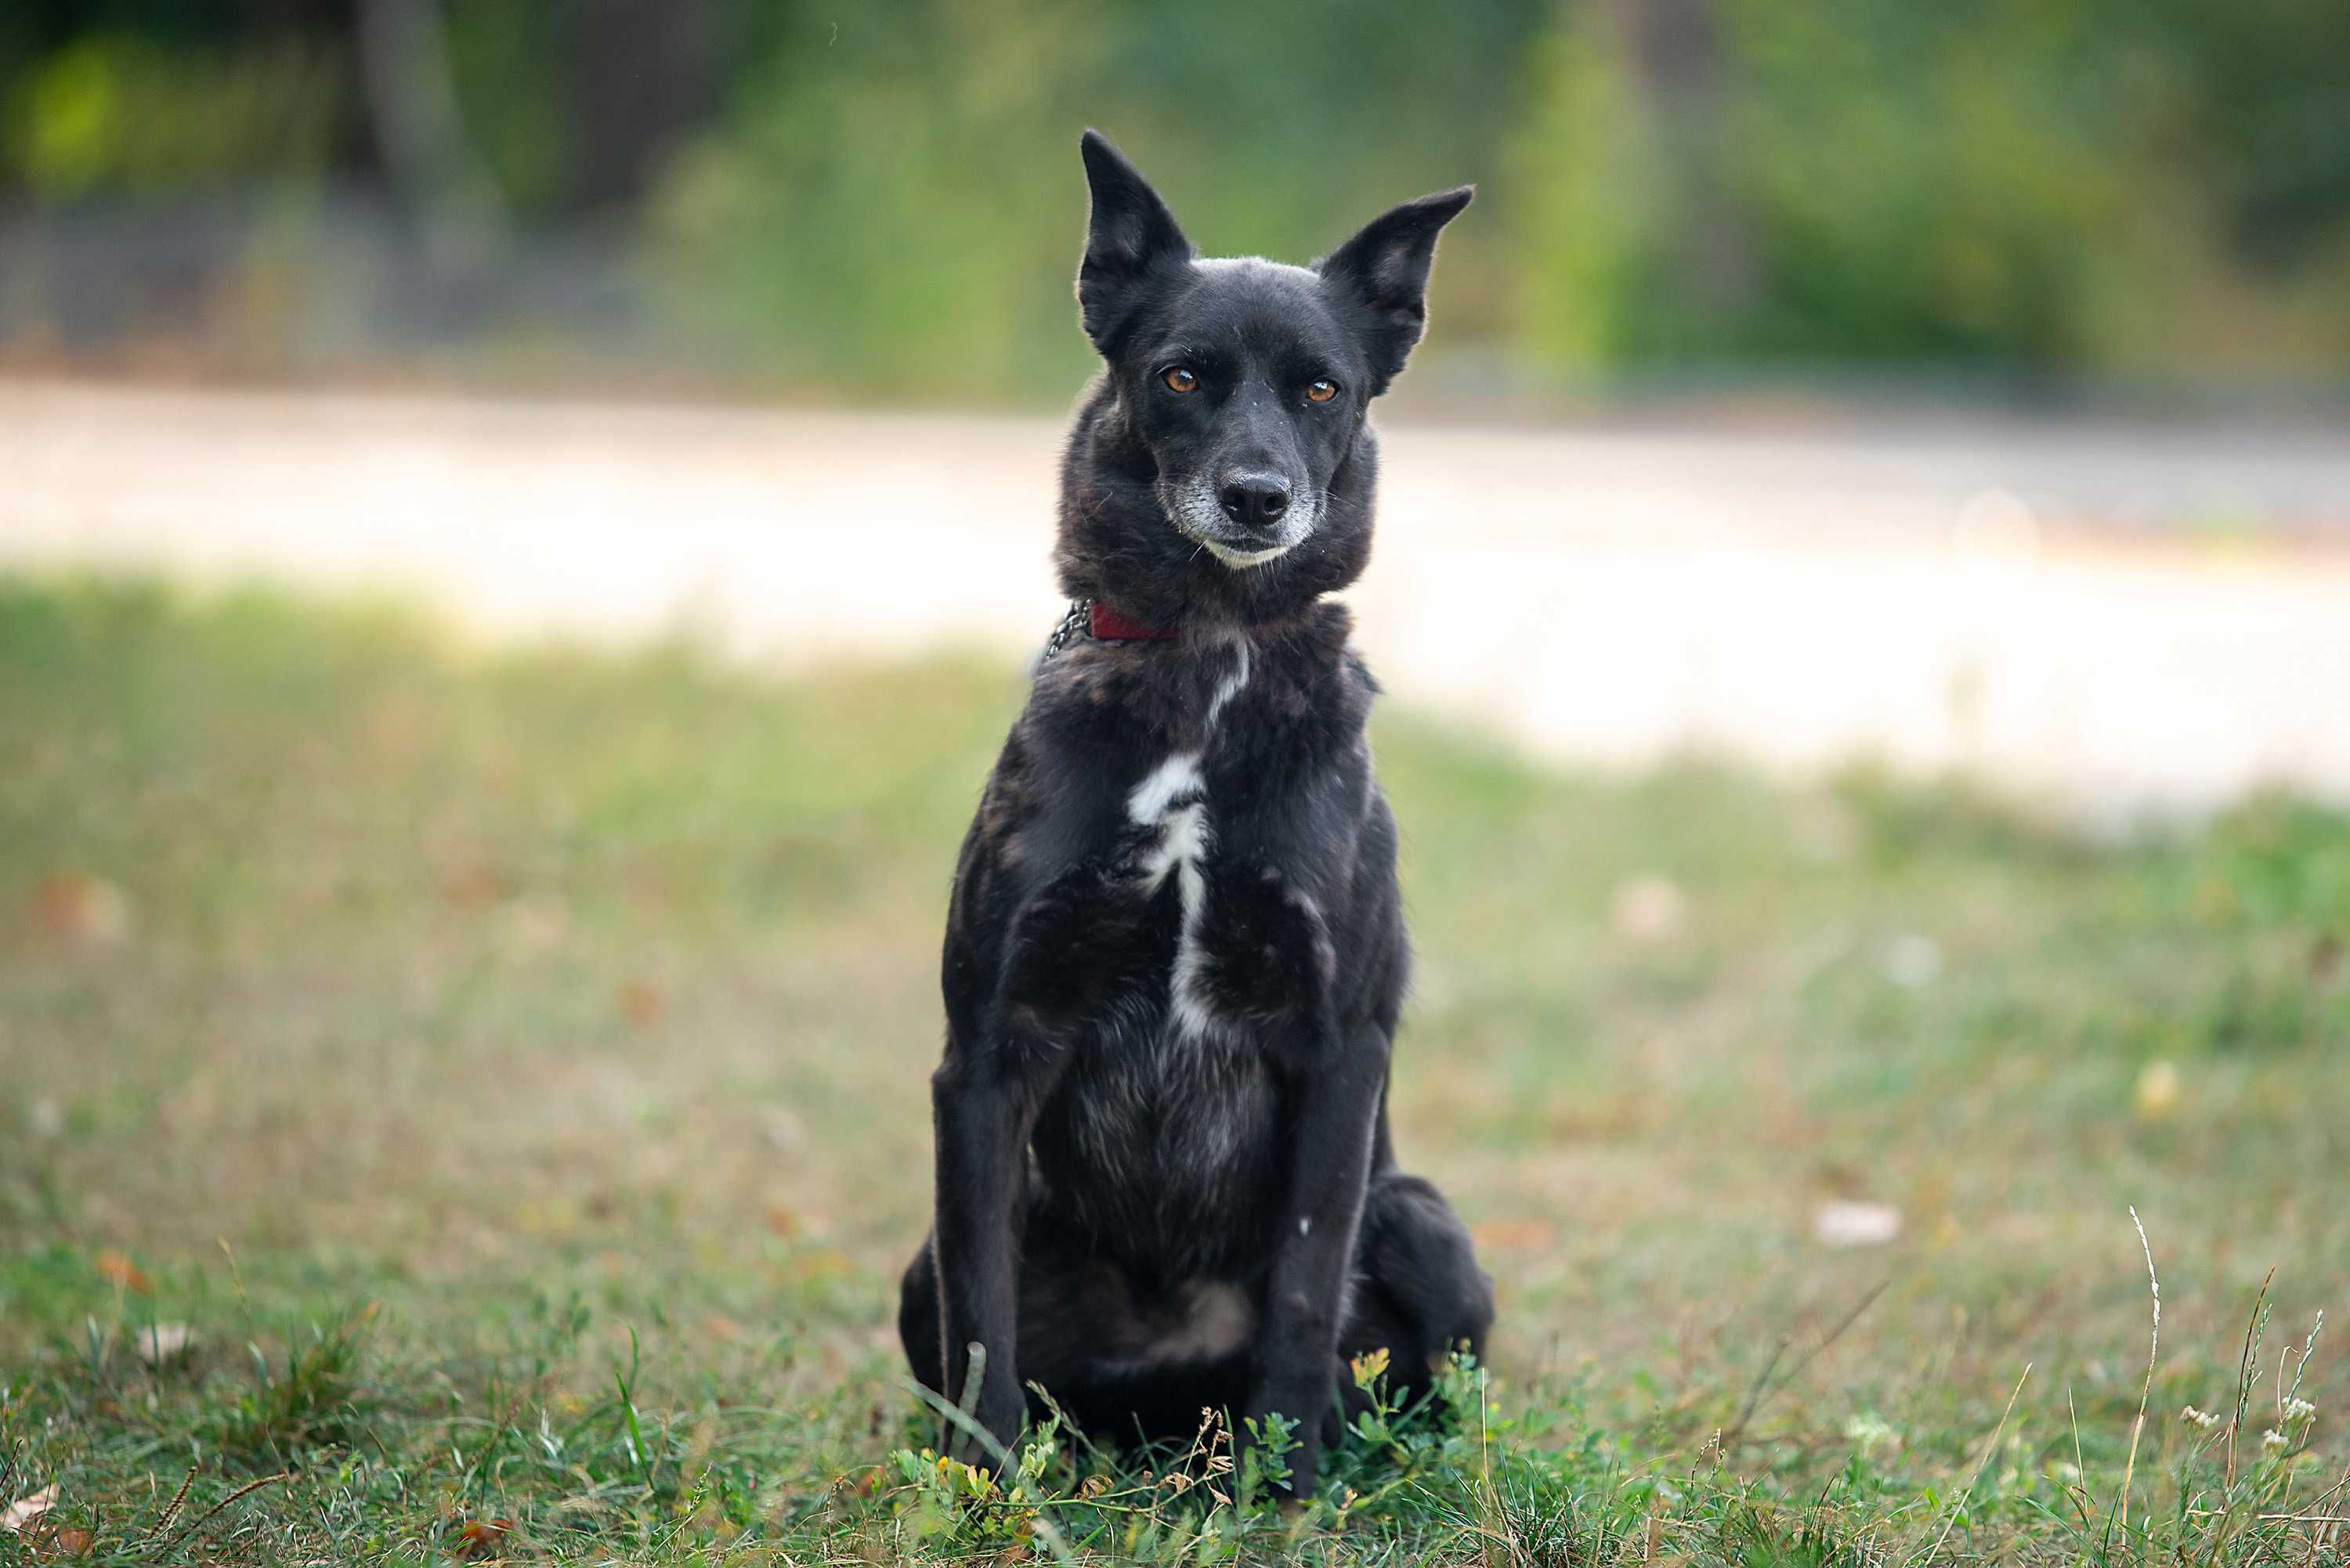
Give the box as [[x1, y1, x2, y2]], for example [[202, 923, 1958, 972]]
[[2, 579, 2345, 1565]]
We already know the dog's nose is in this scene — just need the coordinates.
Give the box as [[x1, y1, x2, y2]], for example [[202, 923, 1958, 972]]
[[1217, 473, 1292, 530]]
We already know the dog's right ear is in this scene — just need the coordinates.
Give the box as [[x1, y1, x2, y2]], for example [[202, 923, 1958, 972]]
[[1077, 130, 1192, 350]]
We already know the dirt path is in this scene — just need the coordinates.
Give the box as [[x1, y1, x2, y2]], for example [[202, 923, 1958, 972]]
[[7, 378, 2349, 811]]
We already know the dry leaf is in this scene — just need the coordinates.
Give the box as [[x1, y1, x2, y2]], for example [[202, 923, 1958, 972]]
[[783, 1248, 851, 1284], [617, 979, 665, 1029], [31, 875, 133, 947], [1470, 1218, 1555, 1252], [1, 1484, 58, 1534], [449, 1517, 514, 1559], [94, 1249, 151, 1293], [2134, 1060, 2182, 1121], [439, 859, 506, 909]]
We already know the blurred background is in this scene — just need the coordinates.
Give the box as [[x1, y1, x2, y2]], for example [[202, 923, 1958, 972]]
[[3, 5, 2349, 1559], [5, 0, 2350, 399], [5, 0, 2350, 804]]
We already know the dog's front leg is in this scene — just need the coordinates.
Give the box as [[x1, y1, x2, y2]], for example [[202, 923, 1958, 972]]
[[1246, 1030, 1388, 1499], [929, 1055, 1032, 1466]]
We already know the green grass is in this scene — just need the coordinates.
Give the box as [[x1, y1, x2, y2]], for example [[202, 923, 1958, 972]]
[[1, 578, 2345, 1565]]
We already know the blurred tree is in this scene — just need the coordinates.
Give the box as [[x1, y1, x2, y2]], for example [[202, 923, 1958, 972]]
[[1505, 0, 2350, 382], [569, 0, 716, 211], [356, 0, 508, 264], [436, 0, 720, 217]]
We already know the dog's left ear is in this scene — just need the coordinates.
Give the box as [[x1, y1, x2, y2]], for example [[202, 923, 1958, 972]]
[[1317, 186, 1474, 394]]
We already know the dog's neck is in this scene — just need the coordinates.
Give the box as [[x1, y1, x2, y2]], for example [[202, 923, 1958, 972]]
[[1086, 601, 1175, 642], [1083, 599, 1315, 645]]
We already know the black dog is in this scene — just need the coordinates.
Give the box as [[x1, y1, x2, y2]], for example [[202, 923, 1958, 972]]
[[898, 131, 1494, 1498]]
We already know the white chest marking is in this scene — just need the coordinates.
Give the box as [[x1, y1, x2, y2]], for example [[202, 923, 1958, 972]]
[[1126, 642, 1251, 1040], [1128, 753, 1205, 825], [1206, 643, 1250, 727]]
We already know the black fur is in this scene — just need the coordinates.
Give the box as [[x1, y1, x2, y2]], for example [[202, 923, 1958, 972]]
[[898, 130, 1492, 1498]]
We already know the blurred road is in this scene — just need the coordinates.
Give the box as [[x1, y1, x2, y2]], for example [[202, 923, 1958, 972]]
[[6, 378, 2349, 811]]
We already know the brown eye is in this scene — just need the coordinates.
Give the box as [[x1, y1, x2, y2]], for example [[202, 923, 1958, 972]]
[[1307, 378, 1338, 403], [1164, 367, 1198, 393]]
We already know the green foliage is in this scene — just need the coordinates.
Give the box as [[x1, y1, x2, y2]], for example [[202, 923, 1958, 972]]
[[3, 33, 345, 197], [648, 0, 1109, 395], [644, 0, 1541, 397], [1506, 0, 2350, 377], [3, 1, 2347, 389]]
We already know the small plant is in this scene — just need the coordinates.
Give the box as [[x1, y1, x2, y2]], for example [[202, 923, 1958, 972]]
[[204, 1304, 376, 1470]]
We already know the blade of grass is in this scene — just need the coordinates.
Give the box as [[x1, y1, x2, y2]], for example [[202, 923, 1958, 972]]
[[2225, 1270, 2276, 1487], [2120, 1207, 2161, 1532]]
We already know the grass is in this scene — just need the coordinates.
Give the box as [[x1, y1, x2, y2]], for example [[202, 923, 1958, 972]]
[[0, 576, 2345, 1564]]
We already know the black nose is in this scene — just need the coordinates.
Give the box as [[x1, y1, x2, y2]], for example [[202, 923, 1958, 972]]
[[1217, 473, 1292, 529]]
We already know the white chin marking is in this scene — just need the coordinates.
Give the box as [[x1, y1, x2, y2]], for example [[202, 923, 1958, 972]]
[[1201, 537, 1297, 569], [1160, 475, 1314, 571]]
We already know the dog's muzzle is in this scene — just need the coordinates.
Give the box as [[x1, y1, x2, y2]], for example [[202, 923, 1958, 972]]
[[1159, 473, 1318, 568]]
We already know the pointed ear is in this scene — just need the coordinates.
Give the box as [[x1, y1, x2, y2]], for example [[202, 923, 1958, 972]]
[[1077, 129, 1193, 350], [1316, 186, 1473, 392]]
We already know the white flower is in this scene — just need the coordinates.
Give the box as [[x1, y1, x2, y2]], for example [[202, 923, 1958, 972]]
[[2284, 1397, 2315, 1422], [2180, 1405, 2220, 1430], [1845, 1413, 1903, 1457], [2261, 1429, 2287, 1452]]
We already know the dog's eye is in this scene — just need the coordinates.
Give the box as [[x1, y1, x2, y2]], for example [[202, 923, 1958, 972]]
[[1307, 379, 1339, 403], [1163, 367, 1198, 394]]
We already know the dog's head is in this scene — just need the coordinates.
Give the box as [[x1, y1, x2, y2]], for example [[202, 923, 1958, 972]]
[[1058, 131, 1470, 626]]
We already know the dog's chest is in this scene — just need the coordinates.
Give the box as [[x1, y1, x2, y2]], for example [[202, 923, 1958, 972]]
[[1117, 642, 1255, 1042], [1022, 641, 1335, 1261]]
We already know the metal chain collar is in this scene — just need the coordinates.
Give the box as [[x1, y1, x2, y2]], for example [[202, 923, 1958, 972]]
[[1039, 598, 1094, 664]]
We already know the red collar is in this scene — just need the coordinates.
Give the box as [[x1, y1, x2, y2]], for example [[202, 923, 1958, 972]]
[[1087, 602, 1174, 642], [1040, 597, 1285, 665]]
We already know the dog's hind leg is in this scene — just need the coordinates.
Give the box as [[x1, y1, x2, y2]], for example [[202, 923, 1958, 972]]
[[899, 1211, 1253, 1453], [1341, 1171, 1495, 1407]]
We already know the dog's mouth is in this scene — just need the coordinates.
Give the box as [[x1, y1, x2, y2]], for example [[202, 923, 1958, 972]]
[[1197, 536, 1298, 568], [1158, 476, 1317, 570]]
